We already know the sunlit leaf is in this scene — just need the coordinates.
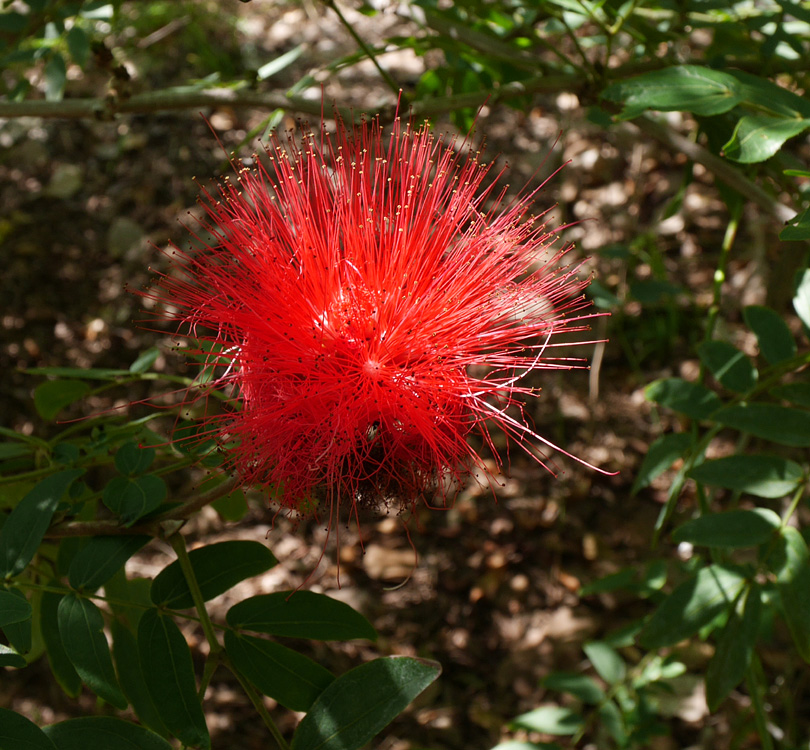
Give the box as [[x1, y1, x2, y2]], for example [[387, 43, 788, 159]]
[[697, 340, 757, 392], [639, 565, 747, 649], [584, 641, 625, 684], [290, 656, 440, 750], [602, 65, 742, 119], [723, 113, 810, 163], [743, 306, 797, 364], [769, 527, 810, 663], [673, 508, 781, 548], [509, 705, 584, 735], [688, 455, 803, 498], [645, 378, 722, 419]]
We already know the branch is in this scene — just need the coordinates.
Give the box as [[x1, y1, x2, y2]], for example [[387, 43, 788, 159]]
[[0, 87, 355, 121], [46, 474, 242, 537]]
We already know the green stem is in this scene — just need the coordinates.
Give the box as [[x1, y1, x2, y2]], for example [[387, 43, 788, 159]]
[[324, 0, 400, 96], [198, 654, 221, 701], [229, 661, 290, 750], [781, 483, 807, 527], [746, 654, 774, 750], [169, 533, 222, 656], [704, 200, 742, 349]]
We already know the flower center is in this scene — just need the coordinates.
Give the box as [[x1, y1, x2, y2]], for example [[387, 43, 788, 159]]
[[362, 358, 383, 380]]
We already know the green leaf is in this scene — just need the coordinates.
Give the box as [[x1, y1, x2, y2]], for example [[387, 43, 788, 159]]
[[0, 469, 84, 578], [3, 590, 32, 655], [137, 609, 210, 749], [111, 621, 170, 738], [601, 65, 742, 120], [598, 700, 627, 746], [150, 541, 277, 610], [714, 404, 810, 446], [65, 26, 90, 67], [639, 565, 747, 649], [584, 641, 626, 684], [290, 656, 440, 750], [688, 455, 803, 498], [0, 12, 28, 33], [673, 508, 781, 548], [102, 475, 167, 526], [706, 584, 761, 711], [43, 717, 173, 750], [0, 588, 32, 628], [211, 488, 249, 522], [632, 433, 693, 495], [104, 570, 152, 631], [68, 536, 150, 592], [40, 590, 81, 698], [794, 267, 810, 330], [44, 52, 67, 102], [697, 341, 758, 392], [492, 743, 562, 750], [743, 306, 797, 364], [730, 70, 810, 118], [770, 383, 810, 408], [0, 643, 27, 668], [509, 706, 584, 735], [115, 442, 156, 476], [769, 527, 810, 662], [723, 114, 810, 163], [257, 43, 305, 80], [227, 591, 377, 641], [57, 594, 127, 709], [645, 378, 722, 419], [129, 347, 160, 375], [543, 672, 605, 704], [0, 707, 58, 750], [225, 632, 334, 711], [579, 568, 637, 596], [781, 207, 810, 241], [33, 380, 89, 421]]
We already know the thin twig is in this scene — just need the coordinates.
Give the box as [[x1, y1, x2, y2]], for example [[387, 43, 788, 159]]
[[0, 88, 355, 122], [324, 0, 400, 96]]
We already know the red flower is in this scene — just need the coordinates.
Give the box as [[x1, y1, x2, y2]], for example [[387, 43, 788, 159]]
[[147, 115, 607, 520]]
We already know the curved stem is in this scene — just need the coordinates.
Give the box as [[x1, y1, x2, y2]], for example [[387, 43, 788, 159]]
[[704, 200, 742, 348], [169, 532, 221, 656], [324, 0, 400, 96], [228, 661, 290, 750]]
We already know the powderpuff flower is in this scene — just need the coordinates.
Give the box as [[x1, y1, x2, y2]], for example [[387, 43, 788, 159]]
[[146, 114, 608, 523]]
